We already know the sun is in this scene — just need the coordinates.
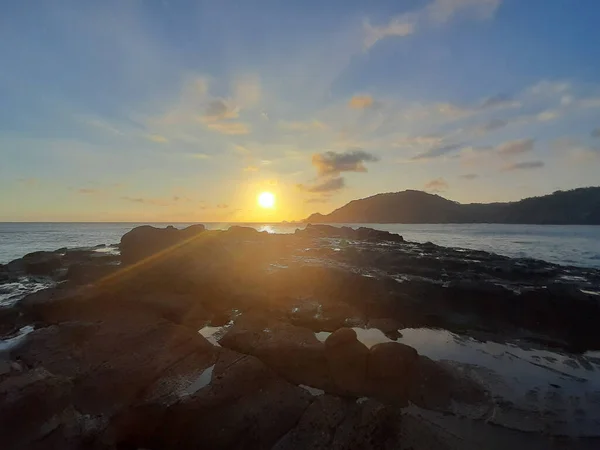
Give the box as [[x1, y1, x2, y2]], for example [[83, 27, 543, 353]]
[[257, 191, 275, 209]]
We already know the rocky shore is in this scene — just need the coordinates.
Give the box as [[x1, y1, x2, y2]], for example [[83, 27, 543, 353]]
[[1, 224, 600, 449]]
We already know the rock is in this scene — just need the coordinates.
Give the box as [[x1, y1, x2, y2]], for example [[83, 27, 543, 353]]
[[368, 318, 403, 339], [325, 328, 369, 394], [225, 225, 264, 239], [114, 348, 313, 450], [0, 307, 19, 336], [357, 227, 404, 243], [288, 299, 366, 332], [22, 251, 63, 276], [218, 315, 334, 390], [272, 395, 348, 450], [64, 263, 119, 285], [0, 368, 73, 449], [298, 224, 404, 243], [120, 224, 205, 265], [367, 342, 418, 404], [12, 318, 216, 417], [329, 398, 403, 449], [408, 357, 487, 409]]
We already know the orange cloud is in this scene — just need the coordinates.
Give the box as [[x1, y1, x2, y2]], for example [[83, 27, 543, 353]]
[[348, 95, 374, 109], [206, 121, 251, 135]]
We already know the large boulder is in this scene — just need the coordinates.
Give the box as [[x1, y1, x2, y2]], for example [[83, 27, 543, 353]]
[[21, 251, 63, 276], [297, 224, 404, 243], [274, 394, 403, 450], [325, 328, 369, 394], [408, 357, 487, 409], [120, 224, 205, 265], [366, 342, 418, 404], [218, 314, 334, 390], [0, 307, 20, 337], [114, 348, 313, 450], [0, 368, 74, 449], [12, 318, 216, 417]]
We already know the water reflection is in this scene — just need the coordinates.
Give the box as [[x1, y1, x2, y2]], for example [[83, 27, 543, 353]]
[[316, 326, 600, 436]]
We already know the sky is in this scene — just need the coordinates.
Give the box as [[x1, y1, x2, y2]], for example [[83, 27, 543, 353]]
[[1, 0, 600, 222]]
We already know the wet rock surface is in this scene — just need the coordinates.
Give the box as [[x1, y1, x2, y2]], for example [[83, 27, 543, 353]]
[[0, 223, 599, 449]]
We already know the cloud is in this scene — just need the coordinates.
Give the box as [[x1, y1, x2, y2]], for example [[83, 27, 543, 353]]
[[147, 134, 168, 143], [204, 99, 239, 121], [424, 177, 449, 192], [551, 137, 600, 161], [348, 95, 376, 109], [206, 121, 251, 135], [298, 177, 345, 193], [187, 153, 211, 159], [234, 75, 261, 108], [503, 161, 545, 171], [536, 110, 560, 122], [120, 196, 189, 207], [77, 188, 99, 194], [477, 118, 508, 134], [364, 17, 416, 49], [216, 204, 229, 209], [529, 80, 570, 96], [305, 197, 332, 204], [243, 165, 259, 172], [592, 128, 600, 138], [121, 196, 169, 206], [410, 143, 462, 161], [579, 98, 600, 109], [279, 120, 328, 132], [364, 0, 502, 49], [312, 149, 379, 176], [427, 0, 503, 23], [479, 94, 520, 110], [496, 138, 534, 156], [81, 117, 124, 135], [460, 173, 478, 180], [17, 178, 40, 187]]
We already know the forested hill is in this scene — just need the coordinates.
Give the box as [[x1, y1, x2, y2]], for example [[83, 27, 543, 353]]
[[304, 187, 600, 225]]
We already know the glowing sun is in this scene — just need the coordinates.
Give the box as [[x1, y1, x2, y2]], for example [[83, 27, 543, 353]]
[[257, 191, 275, 209]]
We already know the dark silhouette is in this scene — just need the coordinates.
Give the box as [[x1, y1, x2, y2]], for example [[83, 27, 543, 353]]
[[305, 187, 600, 224]]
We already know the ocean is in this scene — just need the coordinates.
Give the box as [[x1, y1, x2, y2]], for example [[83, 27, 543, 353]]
[[1, 222, 600, 268]]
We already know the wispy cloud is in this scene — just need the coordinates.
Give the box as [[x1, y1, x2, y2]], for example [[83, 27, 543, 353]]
[[76, 188, 100, 194], [479, 94, 521, 110], [348, 95, 377, 109], [312, 149, 379, 176], [298, 177, 345, 193], [424, 177, 449, 192], [279, 120, 328, 132], [205, 121, 251, 135], [496, 138, 535, 156], [17, 178, 40, 188], [410, 143, 463, 161], [146, 134, 168, 143], [503, 161, 545, 171], [204, 99, 239, 121], [233, 75, 262, 108], [460, 173, 478, 180], [305, 197, 331, 204], [364, 0, 502, 49], [364, 17, 416, 49], [120, 195, 189, 206]]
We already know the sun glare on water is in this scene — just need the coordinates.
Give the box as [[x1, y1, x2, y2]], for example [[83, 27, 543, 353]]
[[257, 191, 275, 209]]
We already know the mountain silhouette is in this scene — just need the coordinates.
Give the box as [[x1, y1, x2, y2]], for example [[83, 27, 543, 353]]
[[304, 187, 600, 225]]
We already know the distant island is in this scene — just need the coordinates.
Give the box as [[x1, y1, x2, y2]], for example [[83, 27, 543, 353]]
[[304, 187, 600, 225]]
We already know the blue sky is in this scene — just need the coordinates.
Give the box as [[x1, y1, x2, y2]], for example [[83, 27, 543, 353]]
[[1, 0, 600, 221]]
